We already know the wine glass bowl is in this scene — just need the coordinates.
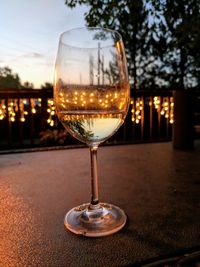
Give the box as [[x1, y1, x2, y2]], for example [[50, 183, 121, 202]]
[[54, 27, 130, 237]]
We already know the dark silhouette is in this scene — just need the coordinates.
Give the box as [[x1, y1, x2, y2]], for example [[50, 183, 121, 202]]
[[0, 66, 21, 89], [65, 0, 200, 90]]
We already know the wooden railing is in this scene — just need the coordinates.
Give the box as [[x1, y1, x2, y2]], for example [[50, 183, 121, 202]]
[[0, 89, 53, 149], [0, 88, 199, 150]]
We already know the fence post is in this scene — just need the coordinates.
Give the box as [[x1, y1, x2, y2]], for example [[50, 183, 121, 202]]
[[29, 99, 35, 145], [149, 96, 153, 140], [5, 97, 12, 146], [173, 90, 194, 149], [17, 98, 23, 146], [40, 92, 48, 132]]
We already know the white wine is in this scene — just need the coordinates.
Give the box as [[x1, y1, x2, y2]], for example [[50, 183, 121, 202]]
[[55, 84, 130, 145], [58, 111, 125, 145], [54, 27, 130, 237]]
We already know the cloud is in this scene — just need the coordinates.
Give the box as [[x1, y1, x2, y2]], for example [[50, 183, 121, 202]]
[[20, 52, 45, 58], [30, 52, 44, 58]]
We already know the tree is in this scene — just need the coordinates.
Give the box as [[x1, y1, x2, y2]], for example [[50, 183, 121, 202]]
[[152, 0, 200, 89], [65, 0, 158, 91], [23, 81, 34, 89], [0, 66, 22, 89], [65, 0, 200, 89], [41, 82, 53, 90]]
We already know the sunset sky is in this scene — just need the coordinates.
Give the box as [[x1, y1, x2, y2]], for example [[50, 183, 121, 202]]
[[0, 0, 87, 88]]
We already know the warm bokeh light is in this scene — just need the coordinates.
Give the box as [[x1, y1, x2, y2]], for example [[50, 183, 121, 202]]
[[0, 95, 174, 126]]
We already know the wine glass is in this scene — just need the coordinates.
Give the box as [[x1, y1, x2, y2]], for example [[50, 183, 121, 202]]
[[54, 27, 130, 237]]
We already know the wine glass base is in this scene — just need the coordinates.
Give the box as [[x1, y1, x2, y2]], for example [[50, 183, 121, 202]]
[[64, 202, 127, 237]]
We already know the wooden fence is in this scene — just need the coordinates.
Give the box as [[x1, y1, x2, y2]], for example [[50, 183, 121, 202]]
[[0, 88, 199, 150]]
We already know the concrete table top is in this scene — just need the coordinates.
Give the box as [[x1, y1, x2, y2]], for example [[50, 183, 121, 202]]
[[0, 142, 200, 266]]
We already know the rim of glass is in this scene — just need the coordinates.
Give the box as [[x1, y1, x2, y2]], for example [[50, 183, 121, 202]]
[[59, 27, 122, 49]]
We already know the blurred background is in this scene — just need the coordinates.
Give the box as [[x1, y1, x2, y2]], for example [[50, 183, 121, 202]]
[[0, 0, 199, 150]]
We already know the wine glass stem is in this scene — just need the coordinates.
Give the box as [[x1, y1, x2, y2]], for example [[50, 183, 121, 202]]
[[89, 145, 99, 208]]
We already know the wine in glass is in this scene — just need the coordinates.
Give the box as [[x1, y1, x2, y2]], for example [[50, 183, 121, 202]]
[[54, 27, 130, 237]]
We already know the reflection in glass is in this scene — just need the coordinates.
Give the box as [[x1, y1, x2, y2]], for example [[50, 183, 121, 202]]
[[54, 27, 130, 237]]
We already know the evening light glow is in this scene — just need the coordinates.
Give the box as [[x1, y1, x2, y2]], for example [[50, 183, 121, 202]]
[[0, 0, 87, 88]]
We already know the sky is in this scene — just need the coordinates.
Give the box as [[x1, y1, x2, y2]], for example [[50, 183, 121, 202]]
[[0, 0, 87, 88]]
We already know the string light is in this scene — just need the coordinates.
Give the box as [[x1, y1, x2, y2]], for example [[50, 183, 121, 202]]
[[30, 99, 37, 114], [153, 96, 161, 111], [47, 99, 55, 127], [57, 88, 127, 111], [160, 97, 169, 117], [130, 96, 174, 125], [159, 97, 174, 123], [0, 98, 43, 123], [38, 98, 42, 107], [0, 100, 6, 120], [130, 98, 143, 124], [8, 100, 17, 122], [20, 99, 27, 122], [169, 97, 174, 124], [0, 94, 174, 127]]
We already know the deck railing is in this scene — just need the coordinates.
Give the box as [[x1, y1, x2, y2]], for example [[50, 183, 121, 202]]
[[0, 88, 199, 150], [0, 89, 52, 149]]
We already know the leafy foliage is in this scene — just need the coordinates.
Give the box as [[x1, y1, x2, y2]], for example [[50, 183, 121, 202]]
[[0, 66, 21, 89], [0, 66, 52, 90], [41, 82, 53, 90], [65, 0, 154, 90], [65, 0, 200, 90], [23, 81, 34, 89], [153, 0, 200, 89]]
